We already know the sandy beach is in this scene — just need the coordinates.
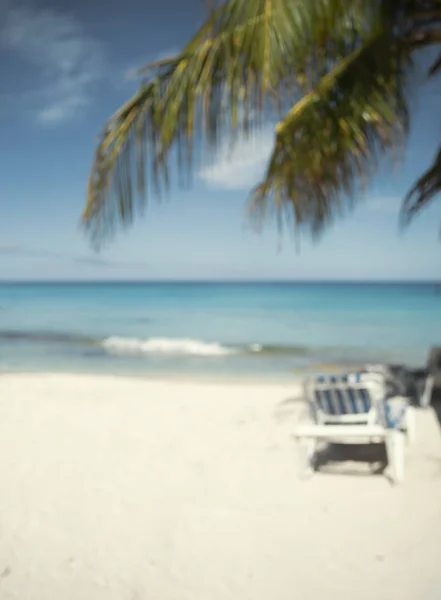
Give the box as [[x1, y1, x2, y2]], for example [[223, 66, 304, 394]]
[[0, 373, 441, 600]]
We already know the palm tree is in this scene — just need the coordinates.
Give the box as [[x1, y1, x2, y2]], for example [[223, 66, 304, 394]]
[[84, 0, 441, 244]]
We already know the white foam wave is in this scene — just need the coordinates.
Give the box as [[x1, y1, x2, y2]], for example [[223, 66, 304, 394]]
[[102, 336, 236, 357], [250, 344, 262, 352]]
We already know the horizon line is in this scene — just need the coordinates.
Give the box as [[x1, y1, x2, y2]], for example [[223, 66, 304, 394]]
[[0, 279, 440, 285]]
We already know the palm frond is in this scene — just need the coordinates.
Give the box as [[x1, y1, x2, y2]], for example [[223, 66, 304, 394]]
[[402, 146, 441, 224], [428, 51, 441, 75], [84, 0, 441, 244], [249, 32, 411, 238], [83, 0, 379, 243]]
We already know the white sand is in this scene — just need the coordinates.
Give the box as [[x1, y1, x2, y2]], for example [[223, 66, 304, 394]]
[[1, 374, 441, 600]]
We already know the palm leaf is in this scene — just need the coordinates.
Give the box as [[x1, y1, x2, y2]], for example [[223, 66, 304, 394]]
[[428, 51, 441, 75], [249, 32, 411, 237], [84, 0, 380, 243], [402, 146, 441, 224], [84, 0, 441, 244]]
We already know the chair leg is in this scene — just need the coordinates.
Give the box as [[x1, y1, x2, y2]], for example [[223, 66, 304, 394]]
[[385, 430, 405, 484], [305, 437, 317, 472], [405, 407, 416, 445], [294, 437, 317, 478]]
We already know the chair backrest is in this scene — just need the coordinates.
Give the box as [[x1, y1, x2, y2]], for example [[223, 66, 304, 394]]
[[306, 373, 386, 425]]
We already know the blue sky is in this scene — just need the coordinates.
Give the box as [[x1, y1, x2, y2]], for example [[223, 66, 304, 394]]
[[0, 0, 440, 281]]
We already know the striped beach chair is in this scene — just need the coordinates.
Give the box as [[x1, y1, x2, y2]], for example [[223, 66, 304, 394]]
[[293, 372, 412, 483]]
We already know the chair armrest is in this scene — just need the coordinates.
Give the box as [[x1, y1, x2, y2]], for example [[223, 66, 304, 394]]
[[292, 424, 387, 439]]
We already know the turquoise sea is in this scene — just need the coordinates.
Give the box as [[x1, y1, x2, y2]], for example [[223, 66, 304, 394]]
[[0, 282, 440, 380]]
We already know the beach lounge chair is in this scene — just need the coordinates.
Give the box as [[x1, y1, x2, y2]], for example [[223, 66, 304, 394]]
[[294, 374, 410, 484]]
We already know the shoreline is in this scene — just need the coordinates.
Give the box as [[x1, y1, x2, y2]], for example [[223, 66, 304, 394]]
[[0, 369, 304, 389], [0, 356, 425, 385]]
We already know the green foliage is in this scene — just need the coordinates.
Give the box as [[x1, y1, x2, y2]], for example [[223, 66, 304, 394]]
[[85, 0, 441, 244]]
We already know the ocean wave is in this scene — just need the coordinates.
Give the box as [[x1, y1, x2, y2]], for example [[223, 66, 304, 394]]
[[102, 336, 238, 357], [101, 337, 316, 358], [249, 344, 311, 356], [0, 330, 317, 358], [0, 329, 375, 364]]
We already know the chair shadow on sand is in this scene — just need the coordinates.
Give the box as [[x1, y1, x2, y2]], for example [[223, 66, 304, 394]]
[[311, 442, 388, 477]]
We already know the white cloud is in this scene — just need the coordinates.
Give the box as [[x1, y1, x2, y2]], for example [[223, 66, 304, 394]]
[[0, 1, 104, 123], [197, 133, 405, 208], [198, 128, 275, 190]]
